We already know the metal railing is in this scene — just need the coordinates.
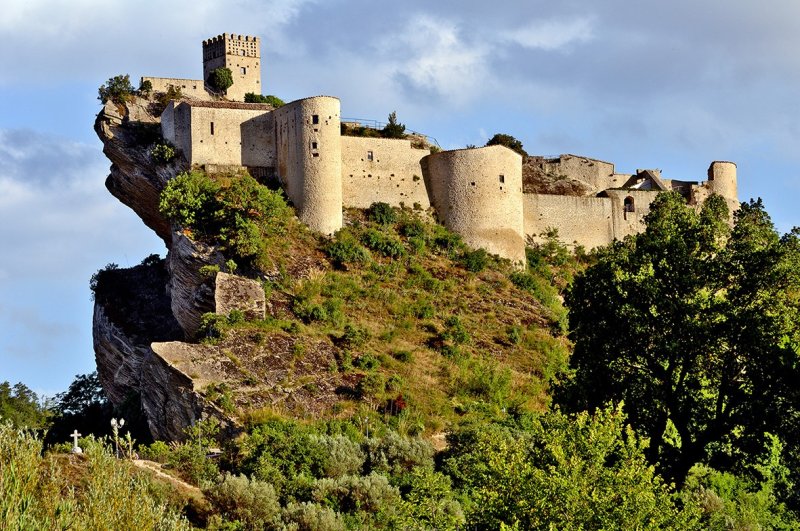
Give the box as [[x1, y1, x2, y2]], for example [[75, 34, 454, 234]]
[[341, 117, 441, 148]]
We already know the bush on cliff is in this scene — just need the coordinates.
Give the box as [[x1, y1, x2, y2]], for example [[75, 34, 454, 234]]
[[208, 67, 234, 92], [98, 74, 135, 105], [159, 169, 293, 262]]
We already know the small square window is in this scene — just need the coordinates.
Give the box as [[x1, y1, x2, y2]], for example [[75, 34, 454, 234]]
[[499, 175, 505, 183], [367, 151, 374, 161], [312, 115, 319, 124], [311, 141, 318, 150], [240, 67, 247, 75]]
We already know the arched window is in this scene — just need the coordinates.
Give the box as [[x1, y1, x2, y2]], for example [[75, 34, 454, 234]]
[[624, 196, 635, 212]]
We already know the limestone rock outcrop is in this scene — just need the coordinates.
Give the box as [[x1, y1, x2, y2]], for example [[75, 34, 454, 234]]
[[94, 99, 187, 244]]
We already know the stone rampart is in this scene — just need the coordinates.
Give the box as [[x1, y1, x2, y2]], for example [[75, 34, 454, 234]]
[[423, 145, 525, 264], [141, 77, 211, 100], [341, 136, 430, 209], [275, 96, 343, 235], [523, 194, 614, 249]]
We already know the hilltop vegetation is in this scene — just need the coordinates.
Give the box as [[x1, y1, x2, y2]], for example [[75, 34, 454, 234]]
[[10, 151, 800, 527]]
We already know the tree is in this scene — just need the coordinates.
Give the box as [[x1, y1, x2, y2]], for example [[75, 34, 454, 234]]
[[244, 93, 285, 107], [0, 381, 49, 429], [381, 111, 406, 139], [441, 405, 699, 528], [98, 74, 135, 104], [557, 193, 800, 493], [485, 133, 527, 158], [208, 67, 233, 92]]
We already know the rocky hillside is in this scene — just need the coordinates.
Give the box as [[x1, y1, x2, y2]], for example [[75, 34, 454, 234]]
[[93, 95, 575, 442]]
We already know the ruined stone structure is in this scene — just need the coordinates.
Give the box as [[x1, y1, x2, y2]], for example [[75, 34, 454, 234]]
[[154, 34, 739, 264]]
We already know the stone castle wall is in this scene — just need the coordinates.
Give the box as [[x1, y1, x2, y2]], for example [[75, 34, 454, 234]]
[[162, 101, 275, 168], [530, 154, 625, 192], [523, 194, 614, 248], [424, 145, 526, 264], [140, 77, 211, 100], [341, 136, 431, 209], [275, 96, 343, 235]]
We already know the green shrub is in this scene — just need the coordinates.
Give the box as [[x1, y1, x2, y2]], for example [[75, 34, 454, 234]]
[[204, 473, 280, 530], [150, 142, 176, 163], [368, 202, 397, 225], [361, 229, 405, 258], [392, 350, 413, 363], [442, 316, 470, 345], [167, 442, 220, 485], [199, 313, 228, 340], [341, 324, 371, 348], [485, 133, 528, 158], [98, 74, 135, 104], [363, 431, 435, 476], [460, 248, 490, 272], [313, 435, 365, 478], [281, 502, 345, 530], [209, 67, 234, 92], [159, 170, 292, 262], [312, 473, 401, 513], [244, 93, 285, 107], [354, 353, 381, 370], [356, 373, 386, 399], [399, 217, 426, 238], [326, 231, 371, 268], [199, 264, 220, 279], [139, 440, 171, 463]]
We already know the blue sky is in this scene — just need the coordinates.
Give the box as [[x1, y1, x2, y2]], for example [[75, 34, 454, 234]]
[[1, 0, 799, 396]]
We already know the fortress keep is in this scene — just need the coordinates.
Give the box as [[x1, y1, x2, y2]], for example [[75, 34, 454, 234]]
[[151, 34, 739, 264]]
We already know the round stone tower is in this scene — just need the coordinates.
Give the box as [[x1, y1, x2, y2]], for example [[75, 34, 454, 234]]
[[423, 145, 525, 265], [707, 161, 738, 202], [274, 96, 343, 235]]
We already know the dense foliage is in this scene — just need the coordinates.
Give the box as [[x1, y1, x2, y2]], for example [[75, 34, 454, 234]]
[[244, 93, 285, 107], [0, 381, 49, 429], [486, 133, 528, 158], [208, 67, 233, 92], [558, 192, 800, 507], [159, 169, 295, 264], [97, 74, 135, 105]]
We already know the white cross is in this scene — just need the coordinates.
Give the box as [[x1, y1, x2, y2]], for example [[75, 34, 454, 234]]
[[71, 430, 82, 454]]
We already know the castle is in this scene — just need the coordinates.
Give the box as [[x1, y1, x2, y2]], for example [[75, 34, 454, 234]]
[[147, 33, 739, 264]]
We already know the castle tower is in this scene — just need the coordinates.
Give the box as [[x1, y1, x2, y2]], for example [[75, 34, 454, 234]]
[[274, 96, 343, 235], [707, 161, 737, 201], [422, 145, 526, 265], [202, 33, 261, 101]]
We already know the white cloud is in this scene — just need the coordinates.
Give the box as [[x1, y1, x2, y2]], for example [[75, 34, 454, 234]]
[[384, 15, 492, 104], [504, 17, 595, 50]]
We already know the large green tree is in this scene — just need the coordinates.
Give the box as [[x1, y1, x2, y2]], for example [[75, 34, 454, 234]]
[[557, 193, 800, 490]]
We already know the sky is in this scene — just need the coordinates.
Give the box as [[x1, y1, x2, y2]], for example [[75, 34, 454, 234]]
[[1, 0, 799, 397]]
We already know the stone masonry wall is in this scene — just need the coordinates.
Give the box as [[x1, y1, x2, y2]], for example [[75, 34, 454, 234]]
[[275, 96, 343, 235], [523, 194, 614, 249], [163, 101, 275, 168], [423, 145, 525, 264], [341, 136, 430, 209], [141, 77, 211, 100]]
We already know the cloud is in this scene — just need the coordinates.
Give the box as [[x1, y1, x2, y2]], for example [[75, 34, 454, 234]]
[[386, 15, 492, 105], [504, 17, 595, 51]]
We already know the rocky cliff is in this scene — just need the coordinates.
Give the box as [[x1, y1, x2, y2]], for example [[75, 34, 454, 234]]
[[93, 97, 349, 440]]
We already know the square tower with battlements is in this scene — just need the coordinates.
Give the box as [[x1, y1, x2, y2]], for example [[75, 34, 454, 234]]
[[202, 33, 261, 101]]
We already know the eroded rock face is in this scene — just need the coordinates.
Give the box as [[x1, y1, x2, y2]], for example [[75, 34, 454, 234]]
[[94, 98, 186, 244], [166, 232, 226, 339]]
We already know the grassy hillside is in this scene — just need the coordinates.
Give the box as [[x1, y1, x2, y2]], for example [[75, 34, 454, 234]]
[[159, 168, 580, 434]]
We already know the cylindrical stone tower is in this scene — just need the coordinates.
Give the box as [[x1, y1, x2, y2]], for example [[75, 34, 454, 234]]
[[423, 145, 525, 265], [274, 96, 343, 235], [707, 161, 738, 202]]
